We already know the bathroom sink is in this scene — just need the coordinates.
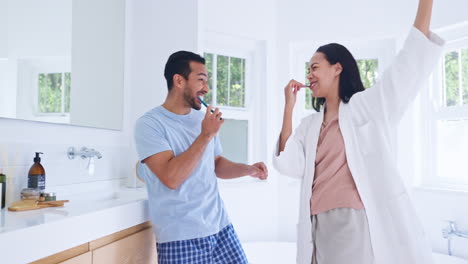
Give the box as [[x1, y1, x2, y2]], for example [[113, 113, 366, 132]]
[[66, 188, 147, 203]]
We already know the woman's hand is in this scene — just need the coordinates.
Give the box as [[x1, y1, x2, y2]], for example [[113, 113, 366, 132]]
[[279, 79, 304, 154], [284, 79, 305, 109]]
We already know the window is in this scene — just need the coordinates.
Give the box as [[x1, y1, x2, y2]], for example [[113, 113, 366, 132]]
[[357, 59, 379, 89], [204, 53, 246, 109], [204, 52, 250, 165], [218, 119, 249, 164], [202, 35, 265, 183], [303, 59, 379, 110], [423, 34, 468, 188], [435, 119, 468, 182], [38, 72, 71, 114], [442, 49, 468, 107]]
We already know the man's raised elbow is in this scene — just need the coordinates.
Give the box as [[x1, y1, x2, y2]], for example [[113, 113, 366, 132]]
[[165, 182, 179, 190], [164, 184, 179, 191], [160, 174, 181, 190]]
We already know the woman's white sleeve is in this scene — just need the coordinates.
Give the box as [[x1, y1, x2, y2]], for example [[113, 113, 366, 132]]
[[354, 26, 445, 125], [272, 119, 308, 179]]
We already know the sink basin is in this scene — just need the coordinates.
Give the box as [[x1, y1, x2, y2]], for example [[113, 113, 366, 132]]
[[65, 188, 147, 203]]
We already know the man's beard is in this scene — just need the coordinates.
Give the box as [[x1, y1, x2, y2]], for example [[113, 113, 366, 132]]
[[183, 86, 201, 110]]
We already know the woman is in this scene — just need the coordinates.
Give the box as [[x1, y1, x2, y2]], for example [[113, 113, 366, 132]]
[[273, 0, 444, 263]]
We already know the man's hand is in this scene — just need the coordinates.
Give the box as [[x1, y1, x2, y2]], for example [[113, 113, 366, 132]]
[[201, 106, 224, 139], [247, 162, 268, 180]]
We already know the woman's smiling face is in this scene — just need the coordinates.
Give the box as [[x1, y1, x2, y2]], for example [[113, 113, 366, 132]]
[[307, 52, 341, 99]]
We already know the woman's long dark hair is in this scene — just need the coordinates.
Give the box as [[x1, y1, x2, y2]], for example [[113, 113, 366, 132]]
[[311, 43, 365, 112]]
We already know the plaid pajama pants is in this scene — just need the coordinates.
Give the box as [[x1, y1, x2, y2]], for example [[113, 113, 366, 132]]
[[156, 224, 248, 264]]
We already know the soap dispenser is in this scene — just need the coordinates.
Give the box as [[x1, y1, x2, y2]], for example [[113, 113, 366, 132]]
[[28, 152, 46, 190]]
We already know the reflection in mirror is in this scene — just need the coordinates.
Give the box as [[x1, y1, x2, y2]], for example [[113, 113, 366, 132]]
[[0, 0, 125, 130]]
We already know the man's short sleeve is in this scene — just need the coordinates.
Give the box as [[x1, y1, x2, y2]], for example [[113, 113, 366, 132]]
[[134, 116, 172, 161]]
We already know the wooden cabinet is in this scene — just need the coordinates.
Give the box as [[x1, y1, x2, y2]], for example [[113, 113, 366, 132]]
[[30, 244, 89, 264], [30, 222, 157, 264], [93, 228, 157, 264], [58, 252, 92, 264]]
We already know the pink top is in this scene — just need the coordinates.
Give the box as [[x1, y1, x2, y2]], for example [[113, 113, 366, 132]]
[[310, 115, 364, 215]]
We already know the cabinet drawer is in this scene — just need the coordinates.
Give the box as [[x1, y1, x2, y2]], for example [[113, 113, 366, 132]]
[[92, 228, 157, 264], [59, 252, 92, 264]]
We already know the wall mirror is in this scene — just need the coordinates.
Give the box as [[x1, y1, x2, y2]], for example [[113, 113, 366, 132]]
[[0, 0, 125, 130]]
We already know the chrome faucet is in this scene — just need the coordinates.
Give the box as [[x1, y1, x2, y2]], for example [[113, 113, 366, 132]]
[[67, 147, 103, 160], [442, 220, 468, 256]]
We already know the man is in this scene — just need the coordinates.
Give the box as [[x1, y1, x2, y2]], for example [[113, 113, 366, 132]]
[[134, 50, 268, 263]]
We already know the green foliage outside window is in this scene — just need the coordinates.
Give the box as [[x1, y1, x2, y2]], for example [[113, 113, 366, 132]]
[[443, 49, 468, 107], [357, 59, 379, 89], [304, 62, 312, 110], [229, 57, 245, 107], [64, 73, 71, 112], [204, 53, 214, 104], [38, 72, 71, 114], [462, 49, 468, 105], [217, 55, 229, 106], [444, 51, 460, 107], [204, 52, 246, 108]]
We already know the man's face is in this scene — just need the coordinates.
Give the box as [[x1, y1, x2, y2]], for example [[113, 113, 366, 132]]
[[183, 61, 209, 110]]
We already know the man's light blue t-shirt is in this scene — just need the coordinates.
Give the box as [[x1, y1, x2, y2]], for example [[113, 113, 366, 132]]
[[134, 106, 230, 243]]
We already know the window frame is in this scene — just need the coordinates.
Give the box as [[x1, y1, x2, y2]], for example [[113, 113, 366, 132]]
[[203, 49, 252, 111], [16, 57, 71, 123], [36, 71, 71, 116], [202, 33, 265, 184], [421, 34, 468, 190], [204, 53, 249, 111]]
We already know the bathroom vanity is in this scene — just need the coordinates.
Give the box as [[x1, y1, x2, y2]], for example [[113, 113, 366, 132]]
[[0, 188, 155, 264]]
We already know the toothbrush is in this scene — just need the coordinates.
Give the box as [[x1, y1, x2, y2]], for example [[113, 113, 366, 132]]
[[197, 96, 223, 120]]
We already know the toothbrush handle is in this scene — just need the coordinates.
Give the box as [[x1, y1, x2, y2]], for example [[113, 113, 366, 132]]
[[198, 96, 222, 120]]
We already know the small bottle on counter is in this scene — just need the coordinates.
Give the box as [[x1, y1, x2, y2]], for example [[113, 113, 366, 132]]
[[21, 188, 41, 200], [0, 169, 6, 209], [39, 192, 56, 201], [28, 152, 46, 190]]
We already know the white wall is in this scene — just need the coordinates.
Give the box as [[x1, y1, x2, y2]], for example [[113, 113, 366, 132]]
[[0, 0, 7, 115], [0, 119, 133, 208], [0, 0, 7, 58], [201, 0, 280, 242], [126, 0, 200, 173], [127, 0, 200, 126], [413, 188, 468, 259]]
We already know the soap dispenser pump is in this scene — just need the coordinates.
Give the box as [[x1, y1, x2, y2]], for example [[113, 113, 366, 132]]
[[28, 152, 46, 190]]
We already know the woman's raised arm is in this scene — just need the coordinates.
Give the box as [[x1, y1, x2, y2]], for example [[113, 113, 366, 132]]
[[414, 0, 433, 37]]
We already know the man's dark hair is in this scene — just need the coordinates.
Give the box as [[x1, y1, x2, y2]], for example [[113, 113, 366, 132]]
[[164, 51, 205, 91], [311, 43, 365, 112]]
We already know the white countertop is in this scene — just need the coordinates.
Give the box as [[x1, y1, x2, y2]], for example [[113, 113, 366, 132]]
[[0, 187, 150, 264]]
